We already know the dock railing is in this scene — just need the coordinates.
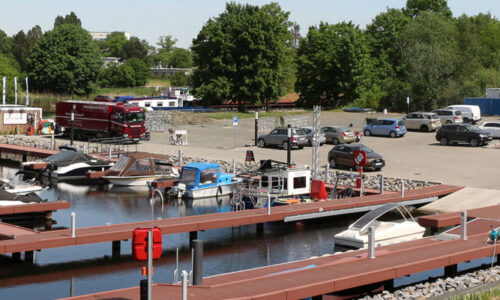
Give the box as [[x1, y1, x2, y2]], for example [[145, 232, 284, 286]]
[[85, 137, 138, 158]]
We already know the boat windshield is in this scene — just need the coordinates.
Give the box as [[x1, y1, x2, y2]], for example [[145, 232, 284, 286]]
[[109, 157, 130, 171], [124, 112, 145, 123], [180, 169, 197, 185], [199, 168, 221, 185]]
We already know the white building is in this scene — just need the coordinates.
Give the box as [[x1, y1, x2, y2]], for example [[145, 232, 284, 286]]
[[89, 31, 130, 41]]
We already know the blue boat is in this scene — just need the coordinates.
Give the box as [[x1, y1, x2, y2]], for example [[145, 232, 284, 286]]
[[176, 162, 240, 199]]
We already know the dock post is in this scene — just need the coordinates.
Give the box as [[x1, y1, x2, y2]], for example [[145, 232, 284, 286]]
[[182, 270, 188, 300], [287, 125, 291, 166], [24, 251, 34, 263], [445, 264, 458, 277], [461, 211, 467, 240], [189, 231, 197, 248], [267, 193, 271, 215], [254, 112, 258, 146], [379, 174, 384, 194], [179, 150, 183, 166], [147, 230, 153, 300], [173, 248, 179, 284], [233, 159, 236, 175], [112, 241, 121, 258], [360, 176, 364, 197], [108, 147, 112, 159], [12, 252, 21, 261], [400, 179, 405, 198], [368, 226, 375, 259], [257, 223, 264, 235], [71, 212, 76, 238], [324, 163, 330, 183], [51, 134, 55, 150], [192, 240, 203, 285]]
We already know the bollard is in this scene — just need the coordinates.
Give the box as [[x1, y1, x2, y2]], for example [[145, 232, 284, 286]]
[[267, 193, 271, 215], [192, 240, 203, 285], [287, 125, 291, 166], [147, 230, 153, 300], [379, 174, 384, 194], [254, 112, 258, 146], [360, 177, 364, 197], [108, 147, 112, 159], [233, 159, 236, 175], [140, 279, 147, 300], [401, 179, 405, 198], [173, 248, 179, 284], [324, 163, 330, 183], [71, 212, 76, 238], [461, 211, 467, 240], [189, 248, 193, 285], [368, 226, 375, 259], [51, 134, 55, 150], [179, 150, 183, 166], [182, 270, 188, 300]]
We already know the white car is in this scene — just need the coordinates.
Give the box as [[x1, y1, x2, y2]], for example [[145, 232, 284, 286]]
[[445, 105, 481, 124], [479, 121, 500, 138]]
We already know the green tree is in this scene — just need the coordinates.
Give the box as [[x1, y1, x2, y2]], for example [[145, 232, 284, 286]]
[[0, 29, 12, 56], [125, 58, 150, 86], [295, 22, 371, 107], [99, 58, 149, 87], [157, 35, 177, 53], [169, 48, 192, 68], [0, 54, 21, 102], [169, 71, 188, 86], [27, 24, 101, 95], [192, 2, 290, 110], [12, 25, 43, 72], [122, 37, 149, 61], [101, 32, 127, 58], [54, 12, 82, 27], [404, 0, 452, 18]]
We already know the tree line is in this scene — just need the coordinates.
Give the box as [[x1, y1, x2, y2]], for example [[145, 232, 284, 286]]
[[1, 1, 500, 112]]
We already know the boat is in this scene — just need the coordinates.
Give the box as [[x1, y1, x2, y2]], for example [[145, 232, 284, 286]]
[[333, 203, 425, 249], [0, 177, 44, 195], [176, 162, 240, 199], [0, 190, 45, 207], [101, 152, 179, 186], [20, 146, 114, 182]]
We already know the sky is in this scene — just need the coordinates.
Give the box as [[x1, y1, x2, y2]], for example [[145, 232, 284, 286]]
[[1, 0, 500, 49]]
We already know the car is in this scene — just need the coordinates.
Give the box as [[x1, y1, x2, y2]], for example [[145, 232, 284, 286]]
[[363, 118, 406, 138], [320, 126, 357, 144], [435, 124, 492, 147], [257, 127, 308, 150], [327, 143, 385, 171], [403, 112, 442, 132], [299, 127, 326, 146], [479, 121, 500, 138], [433, 109, 463, 125], [445, 105, 481, 124]]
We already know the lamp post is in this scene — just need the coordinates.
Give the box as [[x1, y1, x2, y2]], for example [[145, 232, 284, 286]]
[[70, 104, 76, 146]]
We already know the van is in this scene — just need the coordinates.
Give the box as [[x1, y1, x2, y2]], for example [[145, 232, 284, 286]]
[[445, 105, 481, 124]]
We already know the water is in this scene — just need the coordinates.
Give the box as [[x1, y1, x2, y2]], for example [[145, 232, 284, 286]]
[[0, 164, 355, 299]]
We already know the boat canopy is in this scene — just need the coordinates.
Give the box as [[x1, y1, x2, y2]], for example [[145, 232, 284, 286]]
[[104, 152, 172, 177], [183, 162, 221, 171], [43, 150, 107, 167], [350, 203, 404, 233]]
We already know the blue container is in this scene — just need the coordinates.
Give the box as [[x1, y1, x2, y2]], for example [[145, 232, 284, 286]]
[[465, 98, 500, 116]]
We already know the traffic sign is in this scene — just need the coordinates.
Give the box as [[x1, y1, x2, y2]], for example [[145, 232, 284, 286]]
[[232, 116, 238, 126], [353, 150, 367, 167]]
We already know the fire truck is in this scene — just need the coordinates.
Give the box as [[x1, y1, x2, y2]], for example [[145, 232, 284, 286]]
[[55, 100, 148, 142]]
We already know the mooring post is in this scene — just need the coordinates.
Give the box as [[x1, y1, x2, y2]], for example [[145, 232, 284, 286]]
[[112, 241, 121, 258], [360, 175, 364, 197], [182, 270, 188, 300], [445, 264, 458, 277], [232, 159, 236, 175], [400, 179, 405, 198], [461, 211, 467, 240], [173, 248, 179, 284], [287, 124, 291, 166], [192, 240, 203, 285], [254, 112, 258, 146], [324, 163, 330, 183], [368, 226, 375, 259], [189, 231, 197, 249], [71, 212, 76, 238], [25, 251, 34, 263], [179, 149, 183, 166], [267, 193, 271, 215], [108, 147, 112, 159], [51, 134, 55, 150], [379, 174, 384, 194]]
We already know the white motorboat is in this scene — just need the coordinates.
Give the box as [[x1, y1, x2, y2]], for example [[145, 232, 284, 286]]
[[334, 203, 425, 249], [0, 178, 44, 195]]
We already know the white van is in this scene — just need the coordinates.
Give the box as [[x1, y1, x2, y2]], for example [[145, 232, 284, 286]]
[[445, 105, 481, 124]]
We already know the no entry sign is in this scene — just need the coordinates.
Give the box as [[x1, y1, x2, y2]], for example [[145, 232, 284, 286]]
[[353, 150, 367, 167]]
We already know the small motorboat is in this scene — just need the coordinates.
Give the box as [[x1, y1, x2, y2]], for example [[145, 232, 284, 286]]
[[21, 146, 114, 182], [0, 190, 45, 207], [101, 152, 179, 186], [0, 178, 44, 195], [333, 203, 425, 249], [176, 162, 240, 199]]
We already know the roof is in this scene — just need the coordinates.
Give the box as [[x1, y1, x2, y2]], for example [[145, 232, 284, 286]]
[[184, 162, 221, 171]]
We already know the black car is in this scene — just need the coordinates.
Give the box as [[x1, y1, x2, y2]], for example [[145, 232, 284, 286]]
[[435, 124, 492, 147], [327, 143, 385, 171]]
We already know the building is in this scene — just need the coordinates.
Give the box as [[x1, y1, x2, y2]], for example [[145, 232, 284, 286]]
[[0, 105, 42, 134], [150, 67, 192, 77], [103, 57, 121, 68], [89, 32, 130, 41]]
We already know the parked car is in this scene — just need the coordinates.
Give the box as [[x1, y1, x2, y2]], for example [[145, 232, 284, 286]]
[[435, 124, 492, 146], [445, 105, 481, 124], [403, 112, 442, 132], [478, 121, 500, 138], [327, 143, 385, 171], [299, 127, 326, 146], [257, 127, 308, 150], [433, 109, 463, 125], [363, 119, 406, 138], [320, 126, 357, 144]]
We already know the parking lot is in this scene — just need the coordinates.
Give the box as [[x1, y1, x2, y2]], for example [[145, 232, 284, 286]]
[[141, 111, 500, 190]]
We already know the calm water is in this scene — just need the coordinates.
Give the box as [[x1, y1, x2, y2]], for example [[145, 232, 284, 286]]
[[0, 164, 357, 300]]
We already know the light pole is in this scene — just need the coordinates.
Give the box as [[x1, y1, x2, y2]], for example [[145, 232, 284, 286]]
[[70, 104, 76, 145]]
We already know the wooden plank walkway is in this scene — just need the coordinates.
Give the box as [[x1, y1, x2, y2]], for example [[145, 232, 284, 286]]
[[0, 185, 461, 255], [66, 204, 500, 300], [0, 143, 58, 159], [0, 201, 70, 216]]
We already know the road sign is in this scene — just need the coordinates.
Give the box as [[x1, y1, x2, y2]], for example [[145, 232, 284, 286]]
[[353, 150, 367, 167], [232, 116, 238, 126]]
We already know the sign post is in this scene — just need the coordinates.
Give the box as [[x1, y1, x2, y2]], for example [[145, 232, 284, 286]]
[[353, 150, 367, 196], [232, 116, 238, 149]]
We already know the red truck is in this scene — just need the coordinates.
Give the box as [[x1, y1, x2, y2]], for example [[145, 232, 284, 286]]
[[55, 100, 148, 141]]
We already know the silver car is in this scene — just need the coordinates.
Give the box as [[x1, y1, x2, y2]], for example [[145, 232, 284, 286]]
[[257, 127, 309, 150], [433, 109, 463, 125], [403, 112, 442, 132], [320, 126, 357, 144], [299, 127, 326, 146]]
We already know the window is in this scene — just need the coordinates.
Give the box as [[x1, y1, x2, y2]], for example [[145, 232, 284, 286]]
[[455, 111, 462, 116], [109, 157, 130, 171], [129, 158, 152, 173], [157, 102, 163, 107], [397, 120, 405, 126], [407, 114, 415, 119], [145, 102, 151, 107], [457, 126, 467, 133], [180, 169, 197, 185], [200, 168, 219, 185], [383, 120, 394, 125], [170, 101, 175, 107], [270, 129, 279, 135], [293, 176, 307, 189], [374, 120, 384, 125]]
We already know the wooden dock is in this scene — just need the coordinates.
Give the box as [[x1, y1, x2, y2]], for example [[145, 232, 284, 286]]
[[0, 201, 70, 217], [0, 143, 58, 161], [65, 204, 500, 300], [0, 185, 460, 259]]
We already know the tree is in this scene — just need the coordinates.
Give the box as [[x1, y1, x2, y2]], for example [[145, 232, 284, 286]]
[[295, 22, 371, 107], [27, 24, 101, 95], [169, 48, 192, 68], [289, 22, 301, 49], [404, 0, 452, 18], [103, 32, 127, 58], [0, 54, 21, 102], [192, 2, 290, 110], [157, 35, 177, 53], [169, 71, 188, 86], [122, 37, 149, 61], [12, 25, 43, 72], [124, 58, 150, 86], [54, 12, 82, 27], [0, 29, 12, 56]]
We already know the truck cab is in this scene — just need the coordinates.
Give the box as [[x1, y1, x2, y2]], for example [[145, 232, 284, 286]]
[[110, 104, 147, 141]]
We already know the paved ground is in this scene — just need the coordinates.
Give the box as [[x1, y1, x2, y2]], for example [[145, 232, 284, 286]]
[[142, 111, 500, 190]]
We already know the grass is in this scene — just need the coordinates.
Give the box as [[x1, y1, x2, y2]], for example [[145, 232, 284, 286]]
[[145, 78, 171, 87], [452, 287, 500, 299]]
